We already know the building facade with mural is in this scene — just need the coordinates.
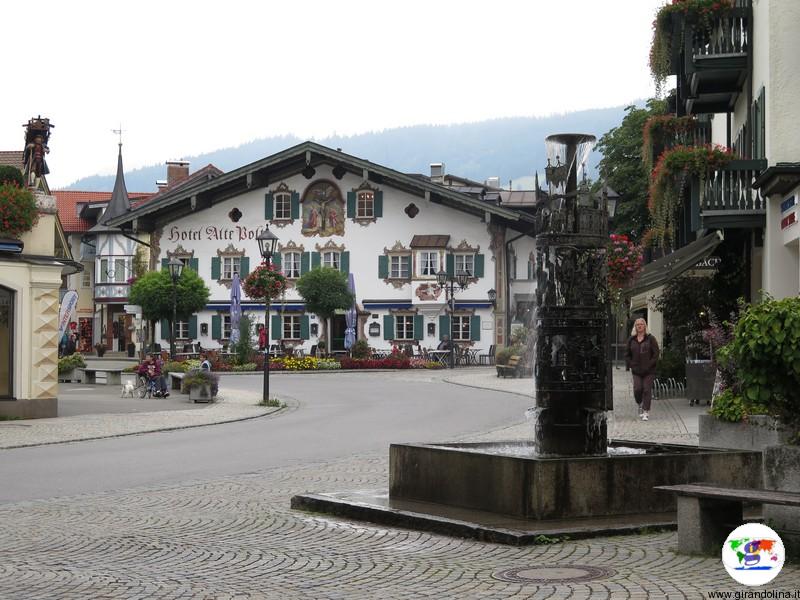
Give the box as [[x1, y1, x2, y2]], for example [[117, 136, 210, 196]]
[[106, 142, 535, 356]]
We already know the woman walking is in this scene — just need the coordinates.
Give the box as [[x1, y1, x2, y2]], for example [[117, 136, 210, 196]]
[[625, 318, 660, 421]]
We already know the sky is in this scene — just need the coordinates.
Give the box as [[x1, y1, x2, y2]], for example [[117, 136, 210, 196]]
[[2, 0, 665, 189]]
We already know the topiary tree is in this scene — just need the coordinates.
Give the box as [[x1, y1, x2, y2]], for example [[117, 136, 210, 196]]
[[295, 267, 354, 349], [129, 266, 210, 342]]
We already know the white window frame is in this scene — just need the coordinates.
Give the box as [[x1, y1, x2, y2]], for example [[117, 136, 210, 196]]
[[222, 315, 232, 339], [81, 268, 92, 288], [454, 254, 475, 277], [284, 251, 301, 279], [175, 319, 189, 339], [395, 315, 414, 340], [283, 314, 301, 339], [322, 251, 340, 270], [418, 251, 439, 277], [274, 192, 292, 220], [452, 315, 471, 341], [222, 256, 241, 280], [390, 254, 411, 279], [356, 190, 374, 218]]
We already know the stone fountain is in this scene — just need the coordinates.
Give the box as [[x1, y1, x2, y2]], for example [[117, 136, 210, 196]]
[[293, 134, 762, 539]]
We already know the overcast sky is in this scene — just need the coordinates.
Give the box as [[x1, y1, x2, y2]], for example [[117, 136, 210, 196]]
[[2, 0, 664, 189]]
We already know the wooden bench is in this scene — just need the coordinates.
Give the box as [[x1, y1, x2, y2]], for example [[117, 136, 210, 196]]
[[168, 372, 186, 392], [496, 355, 521, 378], [655, 483, 800, 554], [77, 368, 124, 385]]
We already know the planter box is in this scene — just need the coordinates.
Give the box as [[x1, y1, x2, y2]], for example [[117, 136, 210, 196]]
[[189, 384, 214, 403], [58, 369, 83, 383], [764, 445, 800, 555], [699, 414, 795, 451]]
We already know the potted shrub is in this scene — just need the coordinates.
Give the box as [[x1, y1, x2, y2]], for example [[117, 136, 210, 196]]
[[57, 353, 86, 383], [0, 181, 39, 239], [94, 342, 107, 357], [182, 369, 219, 403]]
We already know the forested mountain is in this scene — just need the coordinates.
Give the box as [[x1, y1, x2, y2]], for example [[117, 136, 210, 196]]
[[65, 104, 637, 192]]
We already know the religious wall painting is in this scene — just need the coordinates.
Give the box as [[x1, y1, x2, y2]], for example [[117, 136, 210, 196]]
[[302, 180, 345, 237]]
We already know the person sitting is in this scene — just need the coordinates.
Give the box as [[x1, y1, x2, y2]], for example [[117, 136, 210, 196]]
[[437, 335, 454, 351], [137, 356, 169, 397]]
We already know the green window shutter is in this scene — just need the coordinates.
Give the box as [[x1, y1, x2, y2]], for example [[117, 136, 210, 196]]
[[239, 256, 250, 277], [161, 258, 169, 270], [341, 251, 350, 274], [378, 255, 389, 278], [413, 315, 424, 341], [446, 254, 454, 277], [300, 252, 310, 275], [291, 192, 300, 219], [383, 315, 394, 340], [374, 190, 383, 217], [346, 191, 356, 218], [161, 318, 170, 340], [188, 315, 198, 339], [211, 256, 221, 279], [189, 258, 199, 273], [311, 252, 321, 269], [271, 315, 281, 340], [300, 315, 310, 340], [470, 315, 481, 341], [439, 315, 450, 340], [474, 254, 484, 278], [265, 192, 274, 219], [211, 315, 221, 339], [271, 253, 282, 269]]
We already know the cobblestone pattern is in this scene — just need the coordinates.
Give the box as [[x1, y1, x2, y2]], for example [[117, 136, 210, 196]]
[[2, 453, 799, 599]]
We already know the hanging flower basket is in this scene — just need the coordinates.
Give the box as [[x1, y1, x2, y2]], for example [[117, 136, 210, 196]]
[[607, 234, 643, 314], [642, 115, 705, 172], [648, 144, 733, 249], [0, 183, 39, 238], [649, 0, 735, 93], [242, 261, 288, 300]]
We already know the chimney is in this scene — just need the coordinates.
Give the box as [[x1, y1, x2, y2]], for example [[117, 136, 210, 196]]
[[156, 179, 168, 191], [485, 176, 500, 189], [430, 163, 445, 184], [166, 159, 190, 187]]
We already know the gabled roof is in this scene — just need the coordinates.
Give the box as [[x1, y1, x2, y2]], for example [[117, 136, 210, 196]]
[[0, 151, 24, 170], [106, 141, 535, 230], [54, 190, 154, 233]]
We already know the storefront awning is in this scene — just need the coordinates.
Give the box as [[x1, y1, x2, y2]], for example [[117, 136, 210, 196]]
[[626, 230, 724, 297]]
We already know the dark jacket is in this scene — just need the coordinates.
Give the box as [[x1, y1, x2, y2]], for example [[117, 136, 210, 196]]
[[625, 334, 660, 376]]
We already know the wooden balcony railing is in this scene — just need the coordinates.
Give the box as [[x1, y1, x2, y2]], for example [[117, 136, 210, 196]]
[[690, 5, 749, 59], [94, 282, 131, 301], [701, 159, 766, 213]]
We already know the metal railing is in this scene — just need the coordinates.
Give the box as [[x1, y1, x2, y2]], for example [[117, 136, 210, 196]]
[[652, 377, 686, 400]]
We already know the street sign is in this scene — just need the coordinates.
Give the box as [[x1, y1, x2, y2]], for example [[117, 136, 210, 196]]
[[124, 304, 142, 314]]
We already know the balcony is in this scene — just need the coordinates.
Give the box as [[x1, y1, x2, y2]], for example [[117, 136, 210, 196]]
[[94, 282, 131, 303], [693, 159, 767, 229], [672, 1, 751, 115]]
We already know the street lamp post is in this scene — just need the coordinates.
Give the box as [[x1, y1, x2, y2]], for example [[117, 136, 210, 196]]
[[167, 258, 184, 360], [436, 268, 469, 369], [257, 226, 280, 403]]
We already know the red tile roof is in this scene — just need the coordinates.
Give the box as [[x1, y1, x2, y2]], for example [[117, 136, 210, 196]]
[[0, 151, 24, 170], [54, 190, 155, 233]]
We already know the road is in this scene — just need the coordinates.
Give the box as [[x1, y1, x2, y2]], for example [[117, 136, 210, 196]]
[[0, 371, 532, 504]]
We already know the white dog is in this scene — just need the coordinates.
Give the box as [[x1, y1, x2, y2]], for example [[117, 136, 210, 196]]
[[121, 381, 136, 398]]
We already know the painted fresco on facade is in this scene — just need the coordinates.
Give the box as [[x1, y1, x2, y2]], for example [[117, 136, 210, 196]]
[[302, 181, 344, 237]]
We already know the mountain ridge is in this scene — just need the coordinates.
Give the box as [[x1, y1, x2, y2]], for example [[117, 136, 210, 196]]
[[64, 104, 639, 192]]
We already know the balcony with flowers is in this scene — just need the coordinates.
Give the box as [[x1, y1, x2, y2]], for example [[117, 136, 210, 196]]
[[650, 0, 751, 115]]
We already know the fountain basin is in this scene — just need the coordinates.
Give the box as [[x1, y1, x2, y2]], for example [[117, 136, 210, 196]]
[[390, 440, 762, 520]]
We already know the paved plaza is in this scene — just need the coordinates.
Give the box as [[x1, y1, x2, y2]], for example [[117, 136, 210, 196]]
[[1, 369, 799, 599]]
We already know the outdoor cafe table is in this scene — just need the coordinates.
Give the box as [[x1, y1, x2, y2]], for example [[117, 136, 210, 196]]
[[427, 349, 451, 367]]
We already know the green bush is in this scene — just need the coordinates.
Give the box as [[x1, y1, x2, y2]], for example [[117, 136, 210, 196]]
[[232, 363, 257, 372], [656, 347, 686, 380], [709, 389, 768, 423], [351, 339, 371, 359], [496, 345, 524, 366], [316, 359, 341, 370], [722, 296, 800, 429], [0, 183, 39, 238], [181, 369, 219, 391], [163, 360, 188, 373], [58, 353, 86, 374], [0, 166, 24, 187]]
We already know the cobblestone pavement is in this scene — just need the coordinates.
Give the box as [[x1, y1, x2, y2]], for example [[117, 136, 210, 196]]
[[3, 370, 797, 599]]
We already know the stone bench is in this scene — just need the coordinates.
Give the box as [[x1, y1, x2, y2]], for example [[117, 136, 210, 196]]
[[655, 483, 800, 554], [77, 368, 124, 385], [168, 372, 186, 392], [496, 356, 521, 378]]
